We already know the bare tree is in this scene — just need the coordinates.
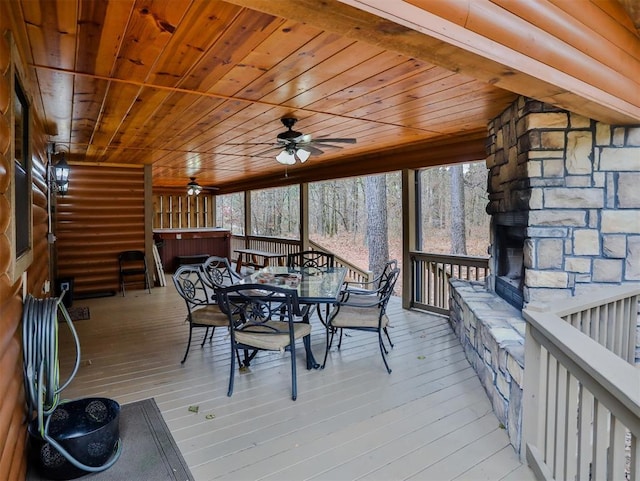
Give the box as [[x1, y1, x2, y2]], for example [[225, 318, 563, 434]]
[[450, 164, 467, 254], [365, 174, 389, 278]]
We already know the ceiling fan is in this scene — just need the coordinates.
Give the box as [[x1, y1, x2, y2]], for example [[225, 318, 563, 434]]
[[232, 117, 357, 165], [186, 177, 218, 196]]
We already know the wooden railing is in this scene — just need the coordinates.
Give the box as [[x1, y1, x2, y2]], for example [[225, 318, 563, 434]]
[[410, 252, 489, 315], [522, 286, 640, 481], [229, 235, 372, 283], [230, 235, 301, 259], [309, 240, 372, 284]]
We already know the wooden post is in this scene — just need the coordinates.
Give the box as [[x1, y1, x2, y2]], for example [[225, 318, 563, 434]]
[[402, 169, 417, 309], [300, 182, 309, 251], [244, 190, 251, 248], [144, 165, 155, 285], [210, 194, 217, 228]]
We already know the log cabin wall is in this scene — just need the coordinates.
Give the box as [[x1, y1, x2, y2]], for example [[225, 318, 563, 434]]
[[0, 7, 51, 479], [55, 165, 146, 297]]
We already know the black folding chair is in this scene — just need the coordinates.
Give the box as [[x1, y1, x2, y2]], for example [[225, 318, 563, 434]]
[[118, 250, 151, 296]]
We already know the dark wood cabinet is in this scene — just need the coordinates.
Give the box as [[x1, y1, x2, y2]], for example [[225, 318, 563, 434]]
[[153, 229, 231, 272]]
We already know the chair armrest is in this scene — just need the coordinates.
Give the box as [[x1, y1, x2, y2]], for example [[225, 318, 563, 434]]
[[338, 297, 381, 309], [343, 277, 379, 290]]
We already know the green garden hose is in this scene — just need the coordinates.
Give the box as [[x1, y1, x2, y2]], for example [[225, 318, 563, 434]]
[[22, 294, 122, 473]]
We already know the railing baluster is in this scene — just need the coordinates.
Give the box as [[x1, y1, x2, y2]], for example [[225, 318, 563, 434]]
[[545, 354, 558, 473], [608, 416, 626, 481], [577, 384, 593, 480], [632, 433, 639, 481], [554, 364, 568, 478], [593, 400, 609, 479], [565, 373, 579, 481]]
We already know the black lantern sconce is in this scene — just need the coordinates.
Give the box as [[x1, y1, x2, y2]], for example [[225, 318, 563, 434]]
[[48, 144, 70, 195], [53, 155, 70, 195]]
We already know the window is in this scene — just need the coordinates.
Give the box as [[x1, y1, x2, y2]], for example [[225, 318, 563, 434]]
[[417, 162, 489, 256], [14, 76, 30, 257], [216, 193, 244, 235], [250, 186, 299, 238], [309, 172, 402, 272]]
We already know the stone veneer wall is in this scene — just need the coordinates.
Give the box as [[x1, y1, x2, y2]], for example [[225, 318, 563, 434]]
[[449, 96, 640, 453], [449, 280, 526, 452], [486, 97, 640, 303]]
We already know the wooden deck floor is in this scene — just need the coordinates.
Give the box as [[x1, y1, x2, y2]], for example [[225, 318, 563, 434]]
[[57, 282, 535, 481]]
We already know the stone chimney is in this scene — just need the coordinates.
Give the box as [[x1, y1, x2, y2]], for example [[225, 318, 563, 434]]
[[486, 97, 640, 306]]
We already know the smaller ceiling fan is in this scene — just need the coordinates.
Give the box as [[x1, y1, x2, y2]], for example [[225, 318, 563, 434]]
[[186, 177, 217, 196], [231, 117, 357, 165]]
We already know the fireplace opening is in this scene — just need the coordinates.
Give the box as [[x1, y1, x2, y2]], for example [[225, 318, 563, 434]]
[[494, 223, 526, 309]]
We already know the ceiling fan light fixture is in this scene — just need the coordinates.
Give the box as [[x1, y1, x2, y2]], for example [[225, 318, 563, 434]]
[[187, 177, 202, 196], [296, 148, 311, 163], [276, 150, 296, 165]]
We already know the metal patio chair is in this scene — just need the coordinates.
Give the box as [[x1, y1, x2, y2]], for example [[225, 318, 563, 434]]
[[172, 264, 230, 364], [341, 259, 398, 301], [200, 256, 242, 299], [287, 250, 335, 271], [323, 267, 401, 373], [217, 283, 313, 401]]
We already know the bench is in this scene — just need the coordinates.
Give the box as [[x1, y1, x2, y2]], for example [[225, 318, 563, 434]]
[[176, 254, 209, 266]]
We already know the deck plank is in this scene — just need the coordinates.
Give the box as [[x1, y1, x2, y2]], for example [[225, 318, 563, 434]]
[[56, 281, 534, 480]]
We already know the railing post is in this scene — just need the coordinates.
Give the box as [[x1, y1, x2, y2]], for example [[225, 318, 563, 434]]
[[521, 321, 542, 464]]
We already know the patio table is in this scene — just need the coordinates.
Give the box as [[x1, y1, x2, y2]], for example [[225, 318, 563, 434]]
[[245, 266, 348, 368]]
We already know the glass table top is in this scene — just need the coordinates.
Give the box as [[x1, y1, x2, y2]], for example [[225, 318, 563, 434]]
[[245, 266, 347, 303]]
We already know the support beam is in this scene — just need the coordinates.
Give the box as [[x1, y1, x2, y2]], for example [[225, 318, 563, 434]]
[[402, 169, 417, 309], [299, 183, 309, 251], [244, 191, 251, 248]]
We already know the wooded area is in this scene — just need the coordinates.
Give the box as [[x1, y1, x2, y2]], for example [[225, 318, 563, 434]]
[[214, 161, 491, 275]]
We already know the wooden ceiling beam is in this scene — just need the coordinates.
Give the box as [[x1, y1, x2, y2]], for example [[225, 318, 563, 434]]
[[214, 130, 486, 194], [228, 0, 640, 124]]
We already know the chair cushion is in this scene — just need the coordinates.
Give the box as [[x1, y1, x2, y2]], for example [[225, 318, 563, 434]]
[[330, 305, 388, 329], [190, 305, 229, 327], [235, 321, 311, 351]]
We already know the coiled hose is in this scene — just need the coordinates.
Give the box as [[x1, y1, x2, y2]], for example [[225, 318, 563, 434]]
[[22, 293, 122, 473]]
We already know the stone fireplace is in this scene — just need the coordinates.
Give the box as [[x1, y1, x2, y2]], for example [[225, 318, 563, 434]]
[[449, 96, 640, 453], [493, 213, 527, 309]]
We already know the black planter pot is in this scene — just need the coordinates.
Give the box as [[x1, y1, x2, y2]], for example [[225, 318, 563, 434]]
[[28, 398, 121, 480]]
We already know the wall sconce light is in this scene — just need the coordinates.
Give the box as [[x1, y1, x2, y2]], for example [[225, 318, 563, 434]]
[[48, 144, 70, 196], [53, 155, 70, 195]]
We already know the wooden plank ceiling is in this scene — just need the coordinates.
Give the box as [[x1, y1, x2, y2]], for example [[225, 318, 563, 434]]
[[11, 0, 640, 194]]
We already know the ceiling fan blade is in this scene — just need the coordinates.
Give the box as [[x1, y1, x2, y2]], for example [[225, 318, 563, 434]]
[[225, 142, 279, 146], [305, 145, 324, 155], [314, 137, 357, 143], [310, 142, 344, 150], [255, 145, 284, 156]]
